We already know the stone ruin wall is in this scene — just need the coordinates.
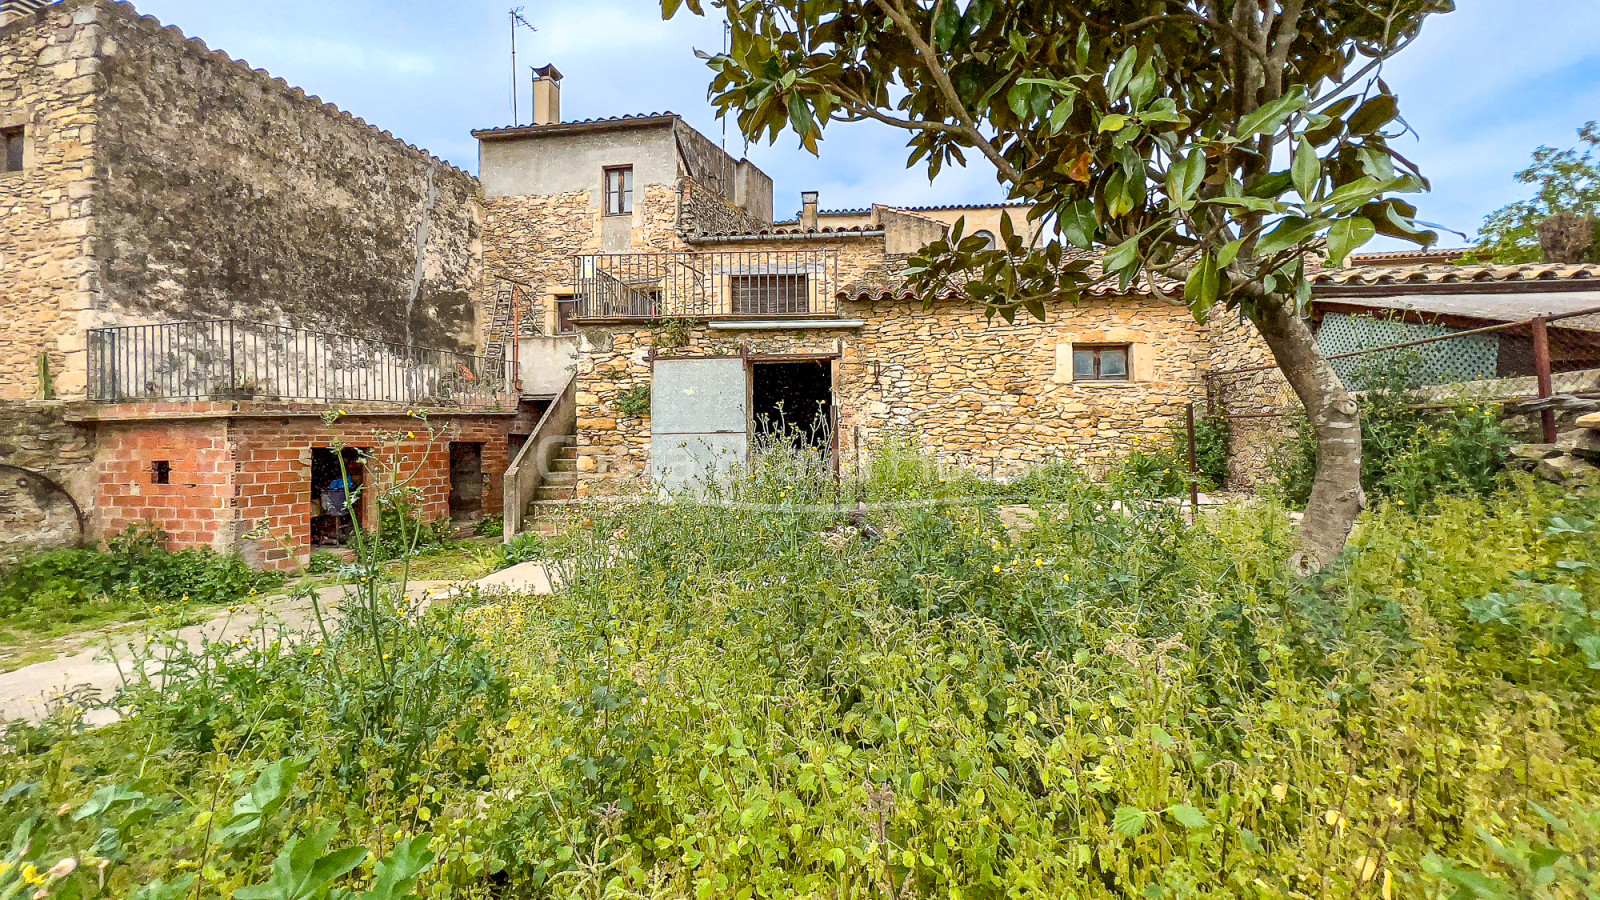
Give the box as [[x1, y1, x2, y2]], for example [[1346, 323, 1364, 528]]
[[0, 2, 100, 400], [0, 400, 95, 557], [91, 0, 483, 354]]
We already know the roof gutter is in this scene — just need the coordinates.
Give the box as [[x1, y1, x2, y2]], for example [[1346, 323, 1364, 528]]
[[688, 230, 886, 244]]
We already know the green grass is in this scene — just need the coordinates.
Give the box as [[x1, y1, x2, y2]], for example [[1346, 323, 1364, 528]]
[[1, 444, 1596, 900]]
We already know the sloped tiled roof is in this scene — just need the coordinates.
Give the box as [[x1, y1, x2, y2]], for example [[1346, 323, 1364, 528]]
[[472, 113, 678, 140], [1312, 261, 1600, 289], [838, 250, 1180, 303], [689, 225, 886, 241]]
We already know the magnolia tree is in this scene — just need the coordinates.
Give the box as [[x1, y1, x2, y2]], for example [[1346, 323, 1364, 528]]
[[665, 0, 1452, 568]]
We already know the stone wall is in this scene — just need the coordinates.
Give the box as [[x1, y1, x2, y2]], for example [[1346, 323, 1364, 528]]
[[568, 286, 1225, 495], [0, 2, 100, 399], [1, 0, 485, 402], [89, 404, 537, 570], [92, 0, 482, 352], [1202, 308, 1291, 488], [0, 400, 95, 557]]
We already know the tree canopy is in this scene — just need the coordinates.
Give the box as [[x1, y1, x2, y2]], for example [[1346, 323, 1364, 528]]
[[1472, 122, 1600, 264], [667, 0, 1455, 567]]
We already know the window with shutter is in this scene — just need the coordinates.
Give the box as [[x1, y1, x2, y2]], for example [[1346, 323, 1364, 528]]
[[729, 274, 808, 315]]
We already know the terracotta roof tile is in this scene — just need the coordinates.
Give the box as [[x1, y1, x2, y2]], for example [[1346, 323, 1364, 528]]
[[1312, 261, 1600, 288]]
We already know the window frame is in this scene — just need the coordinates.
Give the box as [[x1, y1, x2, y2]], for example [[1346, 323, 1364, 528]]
[[1072, 344, 1132, 382], [729, 273, 810, 316], [972, 229, 997, 250], [603, 165, 633, 217], [1, 125, 25, 174]]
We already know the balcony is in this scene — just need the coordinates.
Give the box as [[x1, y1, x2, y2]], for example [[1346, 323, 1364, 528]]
[[86, 320, 509, 408], [572, 250, 842, 321]]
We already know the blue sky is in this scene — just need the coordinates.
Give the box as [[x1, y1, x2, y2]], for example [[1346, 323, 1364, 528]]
[[126, 0, 1600, 245]]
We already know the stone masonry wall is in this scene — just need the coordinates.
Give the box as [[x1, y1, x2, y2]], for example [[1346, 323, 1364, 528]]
[[91, 0, 482, 355], [568, 293, 1226, 494], [1205, 308, 1295, 488], [0, 2, 100, 399], [91, 405, 536, 570], [0, 400, 95, 556]]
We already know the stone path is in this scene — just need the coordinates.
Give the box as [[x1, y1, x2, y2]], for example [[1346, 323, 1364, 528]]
[[0, 564, 560, 727]]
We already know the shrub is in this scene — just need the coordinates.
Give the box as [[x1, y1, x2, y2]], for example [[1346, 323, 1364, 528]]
[[613, 385, 651, 418], [1273, 351, 1515, 508]]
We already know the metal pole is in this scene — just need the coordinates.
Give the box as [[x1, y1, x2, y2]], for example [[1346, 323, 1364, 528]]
[[1186, 402, 1200, 516], [511, 283, 523, 399], [1531, 316, 1556, 444]]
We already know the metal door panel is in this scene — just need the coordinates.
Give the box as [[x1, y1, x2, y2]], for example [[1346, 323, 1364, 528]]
[[650, 358, 749, 494]]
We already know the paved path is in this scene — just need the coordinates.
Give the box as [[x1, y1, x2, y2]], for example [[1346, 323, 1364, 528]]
[[0, 581, 455, 726]]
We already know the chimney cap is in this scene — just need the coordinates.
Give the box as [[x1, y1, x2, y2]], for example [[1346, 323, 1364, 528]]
[[801, 191, 819, 204], [533, 63, 564, 82]]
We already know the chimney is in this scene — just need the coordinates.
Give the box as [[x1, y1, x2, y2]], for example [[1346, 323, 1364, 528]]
[[800, 191, 819, 230], [531, 64, 563, 126]]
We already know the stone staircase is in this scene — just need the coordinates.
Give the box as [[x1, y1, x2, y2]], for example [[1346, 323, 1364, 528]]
[[524, 445, 580, 532]]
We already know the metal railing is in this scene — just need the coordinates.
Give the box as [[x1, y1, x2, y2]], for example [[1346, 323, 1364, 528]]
[[573, 250, 840, 320], [86, 320, 509, 407]]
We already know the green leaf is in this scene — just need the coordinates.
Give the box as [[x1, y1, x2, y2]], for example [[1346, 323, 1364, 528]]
[[1325, 216, 1376, 266], [359, 836, 436, 900], [1113, 805, 1148, 838], [220, 757, 310, 848], [934, 0, 963, 50], [1166, 151, 1205, 209], [1169, 805, 1211, 829], [1099, 114, 1130, 133], [1217, 238, 1244, 268], [1348, 94, 1399, 135], [1127, 61, 1157, 109], [1008, 83, 1032, 120], [1059, 200, 1096, 249], [74, 786, 146, 822], [236, 827, 367, 900], [1105, 46, 1139, 99], [1236, 87, 1307, 140], [1185, 252, 1220, 322], [1104, 236, 1141, 275], [1292, 140, 1320, 202], [1255, 216, 1324, 257]]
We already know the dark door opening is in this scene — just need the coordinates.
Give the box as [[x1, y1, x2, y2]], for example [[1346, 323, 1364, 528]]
[[752, 360, 834, 450], [449, 442, 485, 522], [311, 447, 365, 547]]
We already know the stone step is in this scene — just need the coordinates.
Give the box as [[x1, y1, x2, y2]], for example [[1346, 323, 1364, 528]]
[[550, 457, 578, 472], [535, 486, 574, 502], [543, 471, 578, 485]]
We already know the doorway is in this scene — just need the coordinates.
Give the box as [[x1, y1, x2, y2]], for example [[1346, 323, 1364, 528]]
[[311, 447, 365, 547], [449, 442, 485, 522], [752, 360, 834, 450]]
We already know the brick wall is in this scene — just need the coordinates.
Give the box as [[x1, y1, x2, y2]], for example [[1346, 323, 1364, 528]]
[[90, 406, 536, 570]]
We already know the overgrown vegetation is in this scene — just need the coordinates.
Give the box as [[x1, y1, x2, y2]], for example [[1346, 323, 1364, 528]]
[[0, 526, 281, 643], [1273, 353, 1516, 509], [1469, 121, 1600, 264], [3, 436, 1597, 897]]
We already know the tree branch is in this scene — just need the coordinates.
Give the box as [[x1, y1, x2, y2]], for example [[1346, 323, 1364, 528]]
[[875, 0, 1026, 184]]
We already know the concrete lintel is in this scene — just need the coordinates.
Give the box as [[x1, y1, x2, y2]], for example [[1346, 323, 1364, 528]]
[[708, 319, 864, 331]]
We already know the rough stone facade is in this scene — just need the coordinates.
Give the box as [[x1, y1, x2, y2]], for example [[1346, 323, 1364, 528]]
[[0, 2, 99, 399], [0, 0, 484, 402], [564, 228, 1248, 494], [0, 400, 95, 556], [88, 403, 537, 570]]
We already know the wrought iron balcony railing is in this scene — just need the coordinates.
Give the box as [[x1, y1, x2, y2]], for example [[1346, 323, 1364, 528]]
[[86, 320, 508, 408], [573, 250, 840, 320]]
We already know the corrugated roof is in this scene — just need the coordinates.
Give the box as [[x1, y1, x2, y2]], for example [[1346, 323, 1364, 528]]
[[1320, 293, 1600, 328], [472, 113, 678, 140]]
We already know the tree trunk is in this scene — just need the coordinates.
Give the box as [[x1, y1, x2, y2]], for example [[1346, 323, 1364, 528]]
[[1251, 295, 1365, 571]]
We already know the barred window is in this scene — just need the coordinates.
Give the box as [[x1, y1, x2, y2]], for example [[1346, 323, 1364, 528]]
[[730, 274, 808, 316]]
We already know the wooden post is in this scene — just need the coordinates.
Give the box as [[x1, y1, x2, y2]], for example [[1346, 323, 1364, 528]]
[[1531, 316, 1556, 444], [1186, 402, 1200, 517]]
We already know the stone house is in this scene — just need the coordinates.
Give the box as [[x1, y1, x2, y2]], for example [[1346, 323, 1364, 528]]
[[1, 0, 538, 566], [471, 78, 1277, 507]]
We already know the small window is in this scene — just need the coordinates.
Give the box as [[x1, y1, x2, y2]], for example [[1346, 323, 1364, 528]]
[[555, 296, 577, 333], [973, 229, 997, 250], [1, 127, 24, 174], [604, 166, 633, 216], [151, 460, 171, 485], [1072, 345, 1130, 382]]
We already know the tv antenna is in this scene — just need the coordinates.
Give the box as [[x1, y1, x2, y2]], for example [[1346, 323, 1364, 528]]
[[509, 7, 536, 125]]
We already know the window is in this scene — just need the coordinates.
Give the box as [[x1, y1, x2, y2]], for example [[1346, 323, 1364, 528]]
[[1, 127, 23, 174], [973, 230, 997, 250], [730, 274, 808, 316], [604, 166, 633, 216], [1072, 345, 1130, 382], [151, 460, 171, 485], [555, 296, 577, 333]]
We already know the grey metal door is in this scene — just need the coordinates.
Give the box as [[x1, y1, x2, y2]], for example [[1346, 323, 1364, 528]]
[[650, 357, 750, 494]]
